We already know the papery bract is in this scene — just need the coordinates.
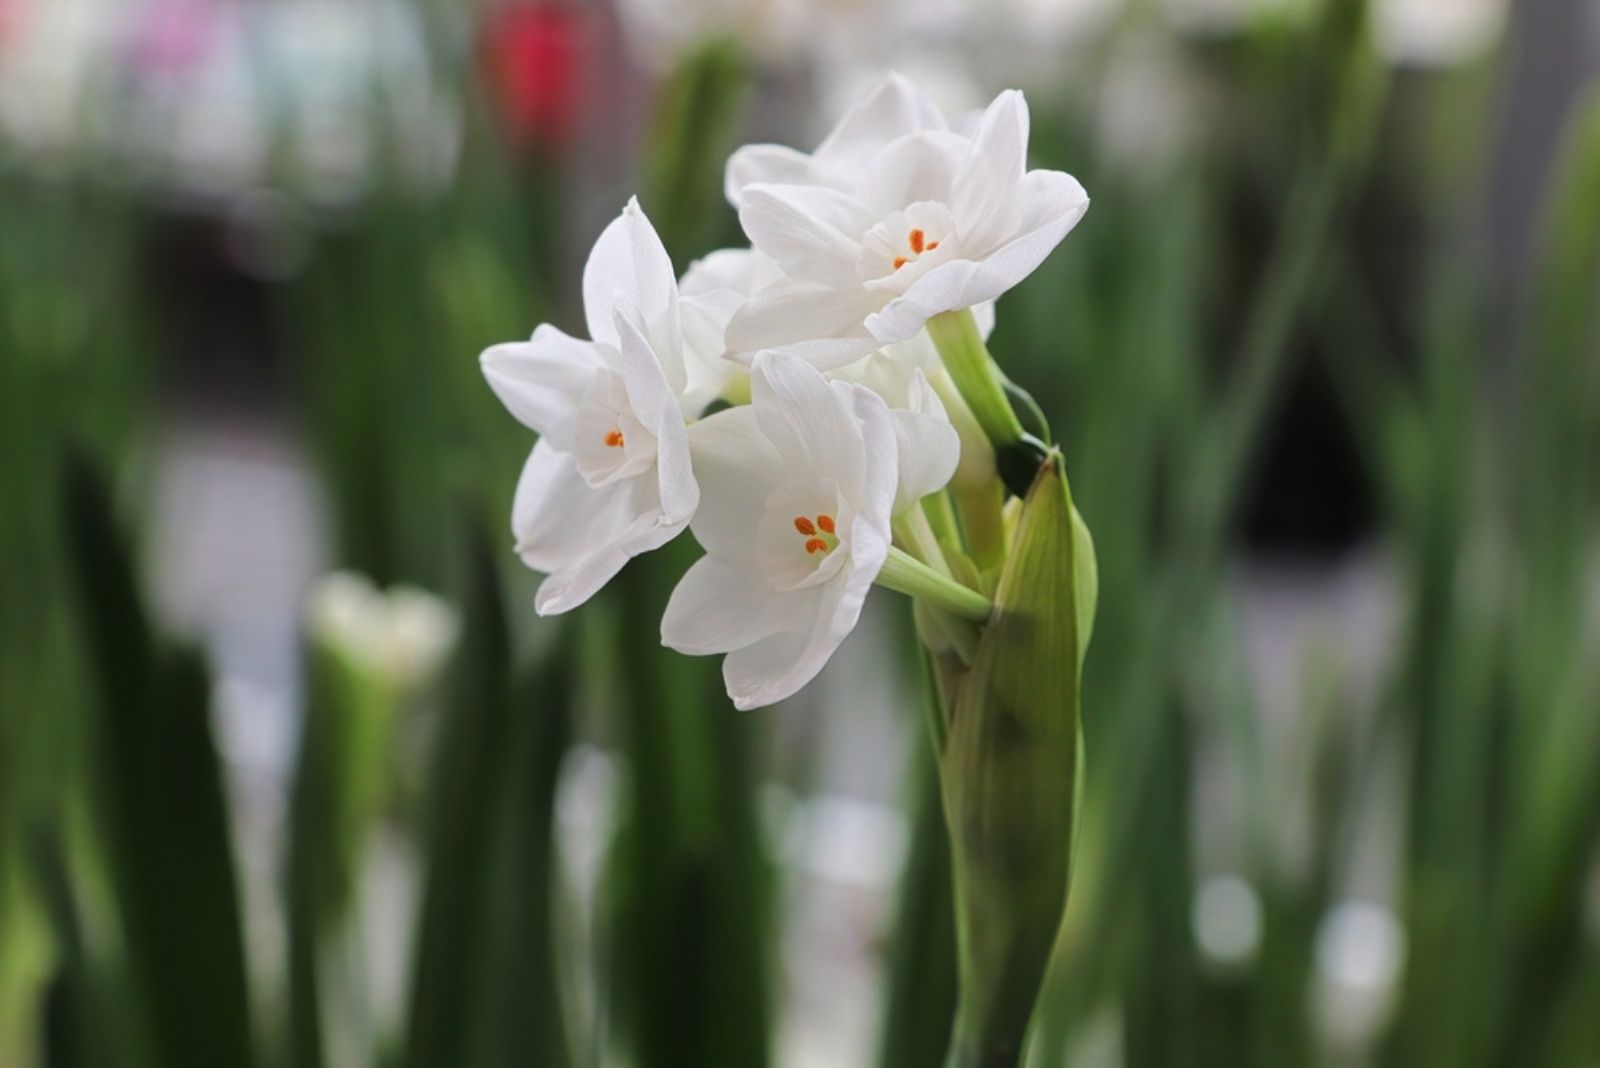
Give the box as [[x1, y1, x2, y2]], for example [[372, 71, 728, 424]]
[[723, 74, 1089, 369], [483, 198, 725, 615], [661, 351, 906, 709]]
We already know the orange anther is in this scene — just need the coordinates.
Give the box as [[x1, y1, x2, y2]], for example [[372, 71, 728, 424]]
[[816, 514, 836, 535], [926, 240, 939, 251], [804, 538, 828, 555], [909, 228, 926, 254], [794, 516, 817, 536], [604, 429, 625, 448], [893, 256, 908, 270]]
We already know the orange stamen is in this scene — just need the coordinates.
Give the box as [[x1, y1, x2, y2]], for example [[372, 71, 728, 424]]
[[804, 538, 828, 555], [893, 256, 908, 270], [604, 429, 625, 448], [909, 228, 926, 254], [816, 514, 836, 535], [926, 240, 939, 251], [794, 516, 817, 536]]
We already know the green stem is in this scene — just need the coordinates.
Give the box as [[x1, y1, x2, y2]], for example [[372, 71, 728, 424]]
[[878, 548, 994, 623], [926, 309, 1025, 449], [953, 484, 1007, 579], [895, 507, 954, 578], [923, 490, 962, 550]]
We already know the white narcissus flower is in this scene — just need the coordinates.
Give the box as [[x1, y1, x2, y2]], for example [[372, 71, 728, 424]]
[[722, 74, 1088, 369], [483, 198, 712, 615], [662, 351, 957, 709], [306, 571, 460, 691]]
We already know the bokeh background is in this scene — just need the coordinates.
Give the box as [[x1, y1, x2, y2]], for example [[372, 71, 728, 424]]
[[4, 0, 1600, 1066]]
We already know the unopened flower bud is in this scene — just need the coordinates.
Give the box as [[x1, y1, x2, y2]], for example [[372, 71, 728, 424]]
[[940, 453, 1091, 1067]]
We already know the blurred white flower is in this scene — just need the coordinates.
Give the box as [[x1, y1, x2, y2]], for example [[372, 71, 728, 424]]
[[1096, 31, 1203, 173], [1313, 900, 1406, 1049], [1191, 874, 1263, 969], [724, 75, 1089, 368], [1374, 0, 1506, 68], [0, 0, 120, 159], [163, 15, 269, 195], [663, 351, 953, 708], [305, 572, 460, 691], [262, 0, 459, 204], [482, 198, 713, 615]]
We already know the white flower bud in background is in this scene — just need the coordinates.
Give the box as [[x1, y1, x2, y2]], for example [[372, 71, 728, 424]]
[[1096, 31, 1205, 175], [1373, 0, 1507, 69], [1191, 874, 1264, 971], [0, 0, 117, 160], [304, 571, 460, 693], [1312, 900, 1406, 1051]]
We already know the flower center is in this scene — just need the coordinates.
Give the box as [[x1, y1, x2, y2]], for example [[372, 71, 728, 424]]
[[892, 228, 940, 271], [572, 370, 655, 488], [860, 201, 956, 290], [793, 513, 839, 556]]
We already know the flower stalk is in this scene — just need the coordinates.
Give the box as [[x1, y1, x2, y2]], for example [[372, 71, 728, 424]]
[[878, 547, 995, 623], [926, 309, 1025, 450]]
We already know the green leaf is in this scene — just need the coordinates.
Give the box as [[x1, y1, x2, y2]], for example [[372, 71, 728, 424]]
[[61, 453, 256, 1068], [876, 660, 959, 1068], [403, 528, 517, 1068]]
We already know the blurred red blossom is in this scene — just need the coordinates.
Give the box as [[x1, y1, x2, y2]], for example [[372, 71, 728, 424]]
[[480, 1, 588, 153]]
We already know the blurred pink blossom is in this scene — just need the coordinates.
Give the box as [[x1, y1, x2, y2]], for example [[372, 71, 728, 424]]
[[129, 0, 223, 78]]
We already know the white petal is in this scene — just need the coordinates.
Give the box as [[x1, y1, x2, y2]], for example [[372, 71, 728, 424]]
[[725, 279, 881, 370], [721, 564, 876, 710], [725, 144, 817, 207], [750, 352, 867, 499], [856, 130, 967, 218], [660, 557, 786, 656], [582, 197, 681, 373], [722, 627, 813, 710], [738, 183, 868, 283], [1016, 166, 1091, 236], [534, 508, 678, 615], [480, 326, 599, 445], [863, 169, 1089, 346], [889, 376, 960, 512], [680, 247, 761, 297], [841, 382, 900, 549], [511, 443, 683, 615], [679, 292, 746, 408], [687, 407, 784, 569], [535, 482, 686, 614], [511, 443, 596, 573], [814, 73, 948, 173], [951, 90, 1030, 255], [612, 304, 698, 524]]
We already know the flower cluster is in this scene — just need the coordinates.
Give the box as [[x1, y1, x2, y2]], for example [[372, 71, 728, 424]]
[[483, 74, 1088, 709]]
